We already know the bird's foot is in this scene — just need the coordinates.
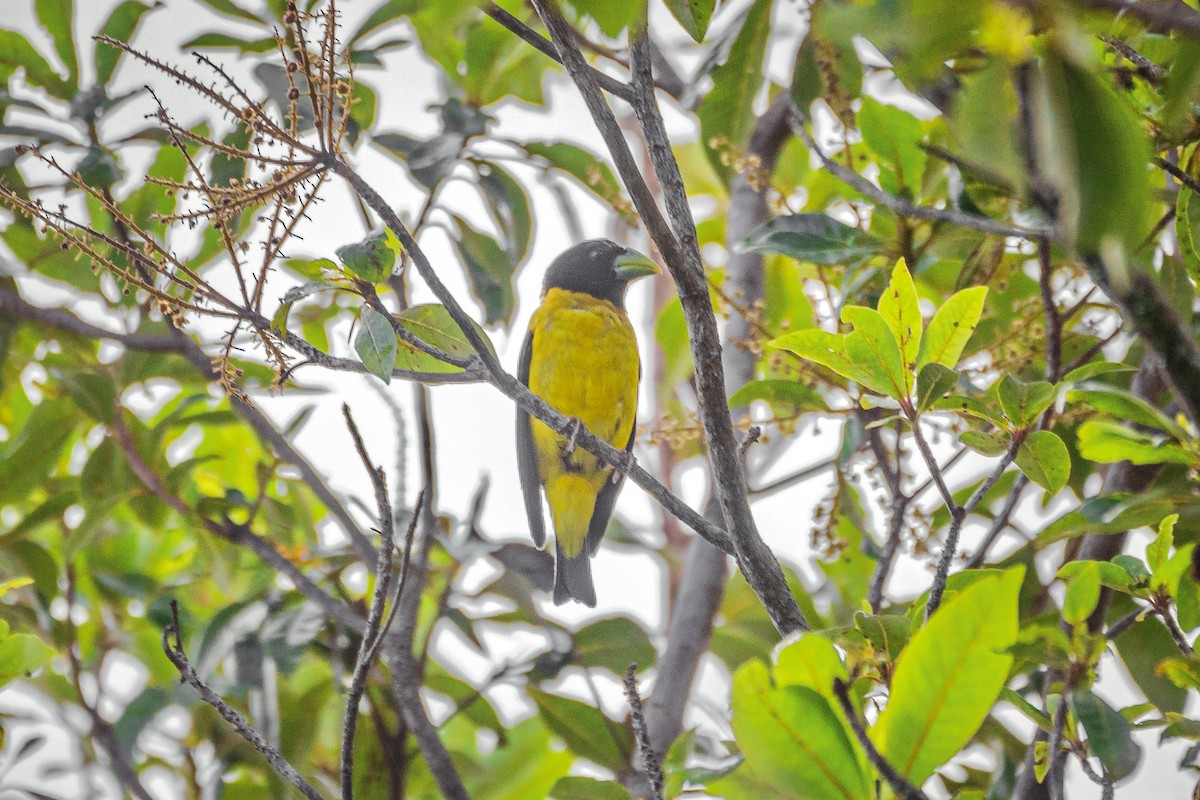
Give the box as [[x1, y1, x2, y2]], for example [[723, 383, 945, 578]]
[[611, 450, 636, 484], [564, 417, 582, 455]]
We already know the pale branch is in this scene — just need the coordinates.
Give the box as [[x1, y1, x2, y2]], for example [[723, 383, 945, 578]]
[[162, 602, 326, 800], [642, 85, 799, 767], [832, 679, 931, 800], [389, 653, 471, 800], [787, 103, 1049, 240]]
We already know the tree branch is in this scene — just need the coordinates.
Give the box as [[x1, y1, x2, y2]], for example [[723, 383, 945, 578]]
[[832, 678, 930, 800], [787, 103, 1048, 240], [162, 601, 326, 800]]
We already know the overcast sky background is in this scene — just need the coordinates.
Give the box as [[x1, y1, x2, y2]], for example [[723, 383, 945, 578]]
[[0, 0, 1194, 797]]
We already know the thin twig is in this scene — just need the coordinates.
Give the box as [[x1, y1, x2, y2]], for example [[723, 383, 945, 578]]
[[625, 665, 664, 800], [788, 103, 1048, 240], [162, 601, 326, 800], [832, 679, 930, 800], [340, 403, 419, 800]]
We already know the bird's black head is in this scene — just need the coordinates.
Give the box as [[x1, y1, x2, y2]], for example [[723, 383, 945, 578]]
[[542, 239, 660, 308]]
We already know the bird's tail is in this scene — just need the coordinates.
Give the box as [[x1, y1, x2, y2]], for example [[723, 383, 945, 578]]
[[554, 536, 596, 607], [547, 474, 599, 606]]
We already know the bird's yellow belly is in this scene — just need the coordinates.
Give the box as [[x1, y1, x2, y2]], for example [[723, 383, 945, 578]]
[[527, 290, 639, 553]]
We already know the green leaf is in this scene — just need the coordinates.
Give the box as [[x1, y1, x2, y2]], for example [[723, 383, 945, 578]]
[[997, 375, 1055, 427], [0, 399, 78, 504], [1068, 385, 1185, 437], [728, 379, 823, 413], [573, 617, 656, 674], [959, 429, 1010, 457], [1040, 50, 1154, 253], [1076, 420, 1194, 466], [195, 0, 263, 23], [1061, 561, 1101, 625], [530, 689, 631, 771], [95, 2, 155, 86], [0, 30, 72, 99], [1014, 430, 1070, 495], [568, 0, 644, 38], [915, 363, 959, 410], [452, 214, 516, 327], [873, 568, 1023, 785], [36, 0, 78, 86], [1148, 514, 1178, 574], [663, 0, 714, 42], [774, 634, 848, 699], [877, 259, 922, 374], [1071, 690, 1142, 780], [0, 633, 55, 682], [354, 305, 396, 383], [550, 777, 633, 800], [336, 232, 394, 283], [859, 98, 925, 195], [854, 613, 912, 662], [698, 0, 772, 185], [841, 306, 908, 398], [475, 160, 532, 265], [915, 286, 987, 370], [1176, 186, 1200, 280], [59, 371, 117, 424], [1060, 361, 1136, 384], [741, 215, 882, 264], [731, 661, 870, 800], [392, 303, 492, 376], [181, 33, 278, 52], [523, 141, 625, 210], [1056, 561, 1138, 593]]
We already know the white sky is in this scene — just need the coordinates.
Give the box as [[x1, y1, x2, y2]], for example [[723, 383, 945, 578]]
[[0, 0, 1195, 797]]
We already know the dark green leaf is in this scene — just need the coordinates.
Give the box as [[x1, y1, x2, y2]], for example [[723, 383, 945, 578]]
[[573, 617, 656, 674], [475, 160, 533, 265], [336, 232, 395, 283], [740, 215, 882, 265], [35, 0, 77, 86], [94, 1, 155, 85], [354, 305, 396, 383], [728, 379, 823, 413], [550, 777, 633, 800], [1071, 690, 1142, 780], [916, 363, 959, 410], [0, 30, 72, 99], [182, 33, 278, 52], [452, 214, 516, 327], [530, 689, 631, 771], [663, 0, 715, 42]]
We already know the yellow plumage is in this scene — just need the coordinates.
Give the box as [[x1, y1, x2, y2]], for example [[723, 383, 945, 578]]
[[526, 288, 640, 559]]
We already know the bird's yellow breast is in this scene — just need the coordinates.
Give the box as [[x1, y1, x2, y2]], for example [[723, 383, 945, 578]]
[[526, 289, 640, 547]]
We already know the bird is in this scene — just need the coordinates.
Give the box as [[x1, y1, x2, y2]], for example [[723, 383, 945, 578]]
[[516, 239, 660, 606]]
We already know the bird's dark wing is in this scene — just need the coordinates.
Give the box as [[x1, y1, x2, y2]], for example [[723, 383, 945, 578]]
[[585, 419, 634, 557], [516, 331, 546, 548], [586, 354, 641, 558]]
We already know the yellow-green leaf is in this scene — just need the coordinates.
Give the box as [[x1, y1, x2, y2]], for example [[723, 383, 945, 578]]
[[731, 661, 870, 800], [915, 286, 987, 371], [841, 306, 908, 399], [873, 567, 1023, 785], [877, 259, 922, 379]]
